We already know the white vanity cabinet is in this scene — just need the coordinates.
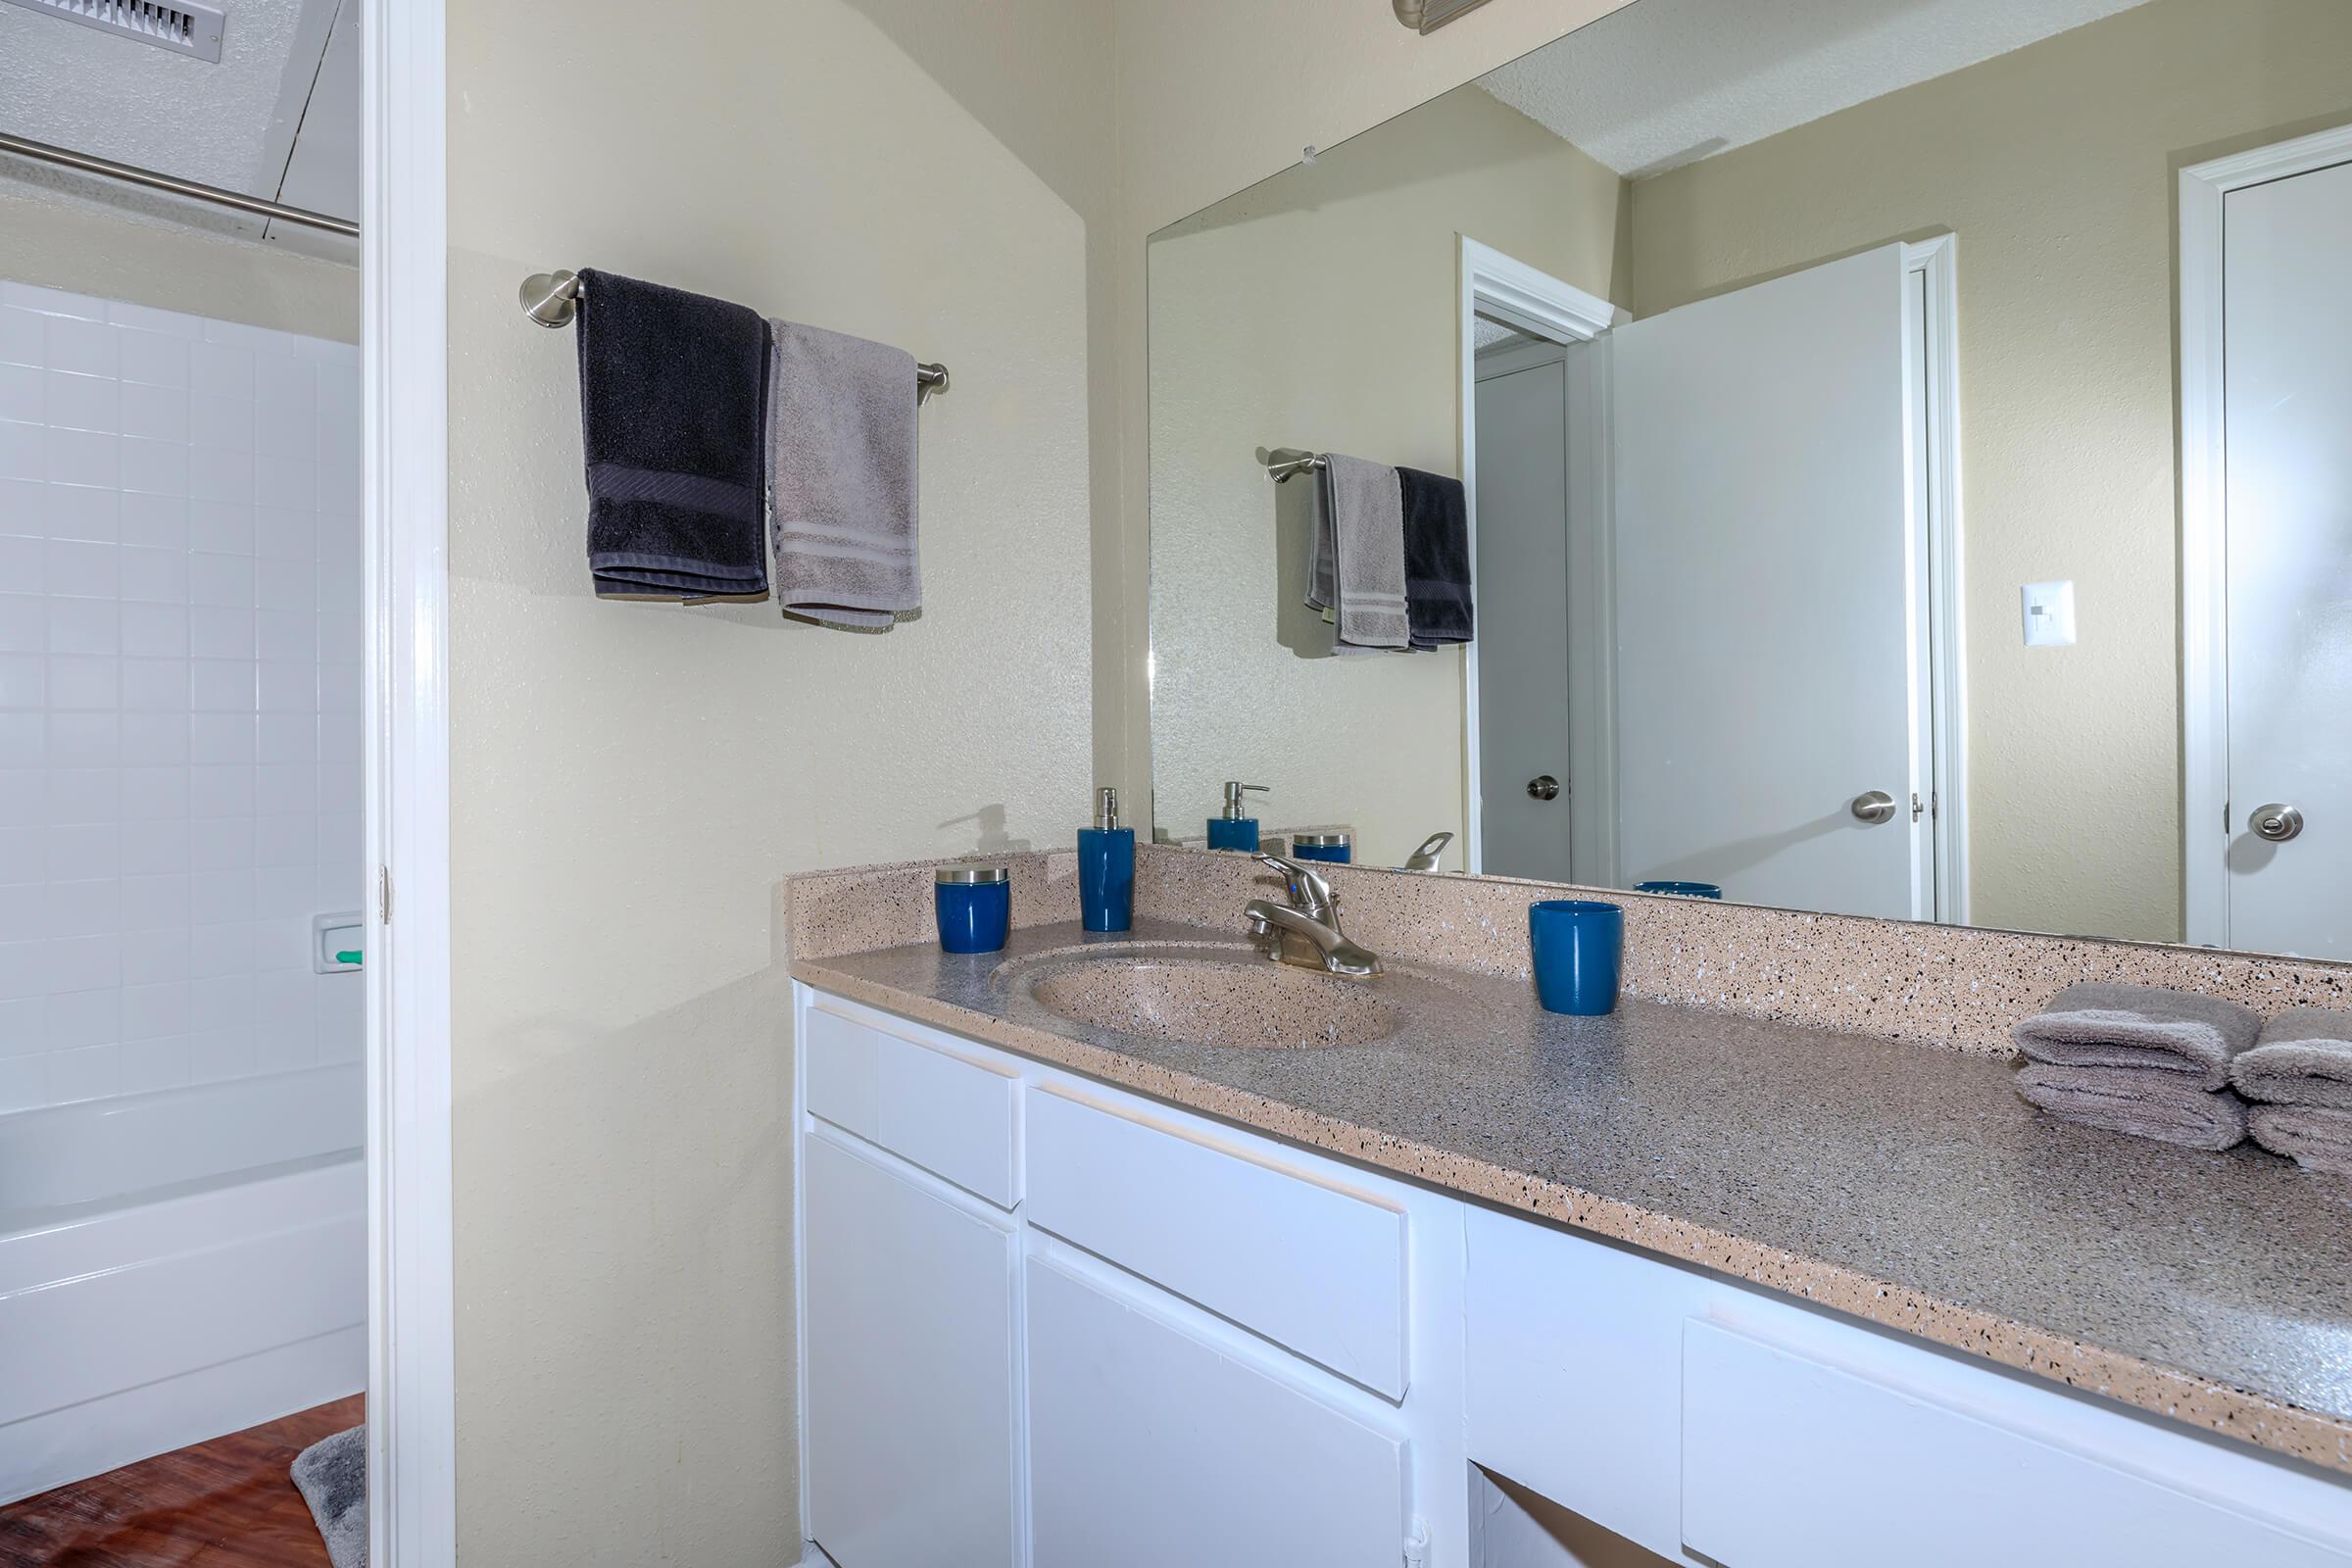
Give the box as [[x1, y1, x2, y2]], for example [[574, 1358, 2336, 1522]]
[[795, 983, 2352, 1568]]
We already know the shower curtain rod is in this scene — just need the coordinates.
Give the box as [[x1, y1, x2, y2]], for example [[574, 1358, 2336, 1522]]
[[0, 129, 360, 238]]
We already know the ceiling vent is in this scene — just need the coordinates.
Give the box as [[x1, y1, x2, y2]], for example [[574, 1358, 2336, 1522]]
[[1, 0, 226, 63]]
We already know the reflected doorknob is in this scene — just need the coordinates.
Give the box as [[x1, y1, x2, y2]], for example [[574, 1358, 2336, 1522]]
[[2250, 803, 2304, 843], [1851, 790, 1897, 824], [1527, 774, 1560, 802]]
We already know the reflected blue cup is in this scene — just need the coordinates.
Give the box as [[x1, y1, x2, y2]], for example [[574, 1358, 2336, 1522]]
[[1636, 880, 1722, 900], [1528, 900, 1623, 1016]]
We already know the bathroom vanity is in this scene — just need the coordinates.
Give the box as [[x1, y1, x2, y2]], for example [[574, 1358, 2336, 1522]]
[[788, 883, 2352, 1568]]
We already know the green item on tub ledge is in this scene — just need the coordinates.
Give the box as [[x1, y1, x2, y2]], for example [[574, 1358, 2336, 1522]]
[[335, 950, 363, 966]]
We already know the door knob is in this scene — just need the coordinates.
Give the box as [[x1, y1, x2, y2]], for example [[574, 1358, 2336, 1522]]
[[1850, 790, 1897, 824], [2250, 803, 2304, 843], [1527, 774, 1560, 802]]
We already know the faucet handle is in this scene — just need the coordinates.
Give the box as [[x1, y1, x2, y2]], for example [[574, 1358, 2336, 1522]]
[[1252, 851, 1335, 915], [1402, 831, 1454, 872]]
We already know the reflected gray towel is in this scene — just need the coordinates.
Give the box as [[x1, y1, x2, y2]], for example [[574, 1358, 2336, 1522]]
[[2249, 1105, 2352, 1177], [2231, 1006, 2352, 1109], [767, 319, 919, 629], [1307, 454, 1409, 652], [2015, 1063, 2248, 1152], [2011, 982, 2261, 1091], [291, 1424, 368, 1568]]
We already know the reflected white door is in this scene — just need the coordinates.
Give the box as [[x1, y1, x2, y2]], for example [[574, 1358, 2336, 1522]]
[[2222, 157, 2352, 959], [1476, 346, 1576, 882], [1609, 244, 1924, 919]]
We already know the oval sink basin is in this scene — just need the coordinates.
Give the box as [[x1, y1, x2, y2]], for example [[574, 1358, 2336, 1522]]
[[1020, 954, 1399, 1050]]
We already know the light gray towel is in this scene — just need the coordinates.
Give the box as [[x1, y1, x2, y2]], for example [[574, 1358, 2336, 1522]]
[[2249, 1105, 2352, 1177], [2231, 1006, 2352, 1109], [767, 319, 919, 629], [2015, 1063, 2249, 1152], [1307, 454, 1409, 652], [2010, 982, 2261, 1091]]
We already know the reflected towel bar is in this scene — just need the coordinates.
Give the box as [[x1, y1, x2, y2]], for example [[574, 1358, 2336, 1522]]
[[517, 269, 951, 403], [1265, 448, 1327, 483]]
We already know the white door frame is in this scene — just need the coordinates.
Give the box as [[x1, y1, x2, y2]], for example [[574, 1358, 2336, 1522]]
[[2180, 123, 2352, 949], [1904, 235, 1969, 925], [363, 0, 456, 1563], [1458, 236, 1624, 875]]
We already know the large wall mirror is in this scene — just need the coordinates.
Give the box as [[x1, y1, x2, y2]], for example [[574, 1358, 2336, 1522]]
[[1146, 0, 2352, 959]]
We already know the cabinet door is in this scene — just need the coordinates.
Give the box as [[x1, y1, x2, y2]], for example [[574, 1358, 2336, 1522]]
[[1026, 1254, 1405, 1568], [805, 1131, 1018, 1568]]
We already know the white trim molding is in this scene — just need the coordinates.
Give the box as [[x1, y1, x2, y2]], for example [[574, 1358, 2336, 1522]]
[[1902, 235, 1969, 926], [363, 0, 456, 1562], [1457, 235, 1627, 876], [2178, 124, 2352, 949]]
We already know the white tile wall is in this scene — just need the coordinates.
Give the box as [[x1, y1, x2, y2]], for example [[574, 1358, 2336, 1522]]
[[0, 280, 362, 1114]]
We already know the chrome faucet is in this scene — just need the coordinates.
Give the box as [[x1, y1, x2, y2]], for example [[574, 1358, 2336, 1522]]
[[1244, 853, 1383, 978], [1400, 831, 1453, 872]]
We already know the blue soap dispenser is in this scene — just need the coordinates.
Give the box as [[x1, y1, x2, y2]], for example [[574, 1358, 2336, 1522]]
[[1078, 787, 1135, 933], [1208, 781, 1268, 853]]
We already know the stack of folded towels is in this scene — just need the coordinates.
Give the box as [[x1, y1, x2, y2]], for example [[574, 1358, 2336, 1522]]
[[2011, 983, 2259, 1152], [2231, 1007, 2352, 1177]]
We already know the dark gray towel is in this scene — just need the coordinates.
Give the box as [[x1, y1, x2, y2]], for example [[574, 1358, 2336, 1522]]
[[1397, 466, 1472, 650], [2249, 1104, 2352, 1177], [290, 1424, 367, 1568], [2015, 1063, 2248, 1152], [2010, 982, 2261, 1090], [2231, 1006, 2352, 1110], [576, 269, 770, 602]]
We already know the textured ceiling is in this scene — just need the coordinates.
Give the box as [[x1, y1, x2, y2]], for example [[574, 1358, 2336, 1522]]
[[1480, 0, 2154, 177], [0, 0, 354, 246]]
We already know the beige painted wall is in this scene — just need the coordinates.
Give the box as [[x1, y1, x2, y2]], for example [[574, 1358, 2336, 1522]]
[[1628, 0, 2352, 942], [1148, 87, 1625, 863], [0, 184, 357, 340], [1104, 0, 1638, 829], [445, 0, 1106, 1558]]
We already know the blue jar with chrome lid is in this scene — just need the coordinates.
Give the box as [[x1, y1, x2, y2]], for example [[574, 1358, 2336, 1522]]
[[935, 863, 1011, 954]]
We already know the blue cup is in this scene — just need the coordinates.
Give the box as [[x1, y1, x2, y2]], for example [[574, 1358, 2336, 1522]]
[[1290, 832, 1351, 864], [1636, 880, 1722, 900], [1528, 900, 1623, 1016], [935, 864, 1011, 954]]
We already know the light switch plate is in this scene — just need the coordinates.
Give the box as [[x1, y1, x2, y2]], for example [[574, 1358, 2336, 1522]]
[[2022, 580, 2077, 647]]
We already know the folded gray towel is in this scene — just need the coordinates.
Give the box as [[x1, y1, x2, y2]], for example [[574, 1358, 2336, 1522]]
[[2010, 982, 2261, 1090], [767, 319, 919, 629], [2015, 1063, 2249, 1152], [1308, 454, 1409, 652], [2231, 1006, 2352, 1109], [2249, 1105, 2352, 1177]]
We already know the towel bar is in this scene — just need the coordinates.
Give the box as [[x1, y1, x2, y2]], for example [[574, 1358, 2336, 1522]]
[[1265, 448, 1327, 483], [517, 269, 951, 403]]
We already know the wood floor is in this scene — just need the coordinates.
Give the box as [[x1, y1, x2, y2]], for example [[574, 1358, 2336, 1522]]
[[0, 1396, 363, 1568]]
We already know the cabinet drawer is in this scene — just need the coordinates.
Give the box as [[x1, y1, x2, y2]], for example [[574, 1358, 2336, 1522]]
[[804, 1004, 1019, 1208], [1681, 1319, 2352, 1568], [1024, 1085, 1407, 1398]]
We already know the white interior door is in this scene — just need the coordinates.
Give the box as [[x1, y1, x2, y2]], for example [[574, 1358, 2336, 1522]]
[[2222, 157, 2352, 959], [1609, 244, 1923, 919], [1475, 346, 1576, 883]]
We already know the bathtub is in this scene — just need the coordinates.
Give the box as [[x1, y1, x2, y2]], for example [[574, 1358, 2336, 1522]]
[[0, 1063, 366, 1503]]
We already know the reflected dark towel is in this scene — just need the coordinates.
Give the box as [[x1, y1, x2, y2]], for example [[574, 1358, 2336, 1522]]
[[1397, 466, 1472, 650], [576, 269, 769, 602]]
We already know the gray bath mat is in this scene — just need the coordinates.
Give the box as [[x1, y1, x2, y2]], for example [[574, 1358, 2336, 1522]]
[[290, 1424, 367, 1568]]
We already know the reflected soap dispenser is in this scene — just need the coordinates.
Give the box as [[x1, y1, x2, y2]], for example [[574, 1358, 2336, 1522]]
[[1208, 781, 1268, 853], [1078, 787, 1135, 933]]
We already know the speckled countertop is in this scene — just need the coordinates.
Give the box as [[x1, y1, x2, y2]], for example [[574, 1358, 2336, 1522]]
[[796, 917, 2352, 1477]]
